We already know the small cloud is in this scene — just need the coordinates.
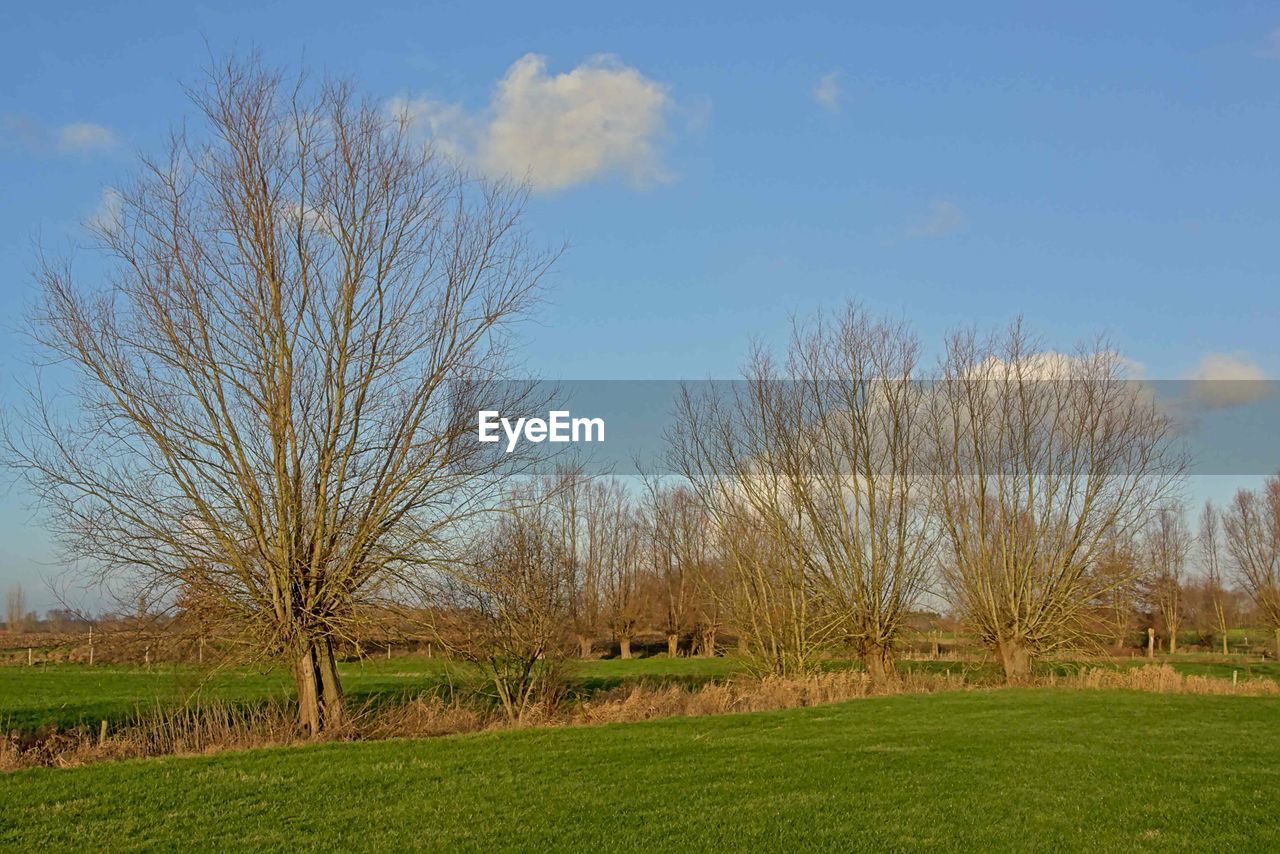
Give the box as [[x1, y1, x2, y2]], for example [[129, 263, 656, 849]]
[[1185, 352, 1273, 409], [56, 122, 119, 154], [904, 199, 966, 240], [86, 187, 123, 233], [395, 53, 671, 192], [813, 70, 843, 113], [2, 115, 119, 156]]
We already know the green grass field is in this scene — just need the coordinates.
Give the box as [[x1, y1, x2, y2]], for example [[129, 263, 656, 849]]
[[4, 653, 1277, 732], [2, 689, 1276, 851], [0, 656, 743, 731]]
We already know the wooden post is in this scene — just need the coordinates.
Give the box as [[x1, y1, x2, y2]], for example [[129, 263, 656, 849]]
[[88, 625, 95, 666], [99, 719, 109, 745], [199, 636, 205, 664], [1233, 670, 1238, 688], [28, 647, 33, 666], [387, 643, 392, 660], [144, 646, 151, 668], [1147, 628, 1155, 660]]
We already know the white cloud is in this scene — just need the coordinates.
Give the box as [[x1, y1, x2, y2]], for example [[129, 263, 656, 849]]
[[904, 199, 966, 240], [3, 115, 119, 156], [56, 122, 119, 154], [393, 54, 671, 192], [813, 70, 843, 113], [87, 187, 123, 233], [1185, 352, 1272, 409]]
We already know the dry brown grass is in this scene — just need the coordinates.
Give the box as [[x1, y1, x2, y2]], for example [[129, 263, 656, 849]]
[[1060, 664, 1280, 696], [4, 664, 1273, 771], [1, 698, 308, 770], [570, 669, 966, 725]]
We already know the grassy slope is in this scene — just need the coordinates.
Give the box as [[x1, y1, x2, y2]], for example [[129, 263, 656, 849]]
[[2, 689, 1277, 851]]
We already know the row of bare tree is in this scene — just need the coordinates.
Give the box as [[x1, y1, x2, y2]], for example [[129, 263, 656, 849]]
[[6, 59, 1279, 733]]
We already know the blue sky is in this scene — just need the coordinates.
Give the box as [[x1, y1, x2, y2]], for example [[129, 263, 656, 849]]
[[2, 2, 1278, 608]]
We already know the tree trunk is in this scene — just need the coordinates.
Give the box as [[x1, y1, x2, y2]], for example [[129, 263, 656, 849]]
[[1147, 627, 1155, 660], [294, 646, 322, 736], [577, 635, 593, 659], [619, 636, 632, 659], [862, 644, 897, 685], [293, 636, 345, 736], [666, 633, 679, 657], [1168, 631, 1177, 655], [996, 638, 1031, 682], [702, 628, 718, 658]]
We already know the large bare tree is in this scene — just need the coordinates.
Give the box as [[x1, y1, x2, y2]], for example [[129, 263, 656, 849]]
[[929, 323, 1184, 680], [1223, 474, 1280, 655], [670, 305, 936, 680], [9, 59, 552, 733]]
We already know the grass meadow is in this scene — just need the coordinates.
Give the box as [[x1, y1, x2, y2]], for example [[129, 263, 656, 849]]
[[4, 652, 1278, 731], [2, 689, 1277, 850]]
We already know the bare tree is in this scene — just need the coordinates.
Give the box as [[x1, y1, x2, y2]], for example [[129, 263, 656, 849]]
[[1197, 500, 1230, 655], [929, 322, 1184, 680], [428, 483, 572, 722], [545, 466, 600, 659], [643, 482, 708, 657], [670, 305, 936, 680], [4, 584, 27, 634], [1092, 539, 1141, 649], [8, 58, 551, 733], [595, 482, 644, 659], [1223, 474, 1280, 656], [1142, 504, 1190, 653]]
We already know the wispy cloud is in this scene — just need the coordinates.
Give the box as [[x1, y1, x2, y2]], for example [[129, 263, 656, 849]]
[[87, 187, 123, 233], [1184, 352, 1273, 409], [2, 114, 120, 156], [392, 53, 671, 192], [903, 199, 966, 240], [56, 122, 120, 154], [812, 70, 843, 113]]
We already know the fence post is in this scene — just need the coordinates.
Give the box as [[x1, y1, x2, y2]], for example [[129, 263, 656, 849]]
[[88, 625, 95, 666], [387, 643, 392, 660], [1147, 628, 1155, 660], [1233, 670, 1238, 689], [28, 647, 33, 666], [99, 719, 108, 745]]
